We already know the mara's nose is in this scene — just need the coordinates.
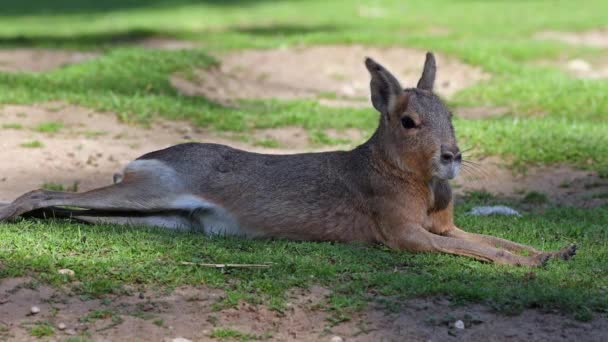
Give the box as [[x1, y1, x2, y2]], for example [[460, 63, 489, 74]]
[[440, 147, 461, 164]]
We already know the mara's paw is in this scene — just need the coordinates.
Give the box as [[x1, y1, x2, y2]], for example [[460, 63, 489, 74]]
[[554, 244, 577, 261]]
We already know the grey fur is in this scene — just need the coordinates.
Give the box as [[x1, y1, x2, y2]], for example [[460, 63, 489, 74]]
[[417, 52, 436, 91]]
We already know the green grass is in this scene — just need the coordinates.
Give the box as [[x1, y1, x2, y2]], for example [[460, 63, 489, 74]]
[[20, 140, 44, 148], [2, 123, 23, 129], [35, 121, 64, 133], [1, 198, 607, 321], [252, 138, 280, 149], [28, 322, 54, 338], [210, 328, 269, 341], [41, 182, 79, 192]]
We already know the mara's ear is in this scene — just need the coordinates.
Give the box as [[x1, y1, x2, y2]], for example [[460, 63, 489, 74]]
[[417, 52, 436, 91], [365, 57, 403, 115]]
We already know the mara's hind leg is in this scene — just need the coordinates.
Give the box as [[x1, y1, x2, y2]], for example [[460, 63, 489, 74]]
[[24, 206, 196, 231], [0, 159, 210, 222], [444, 227, 576, 261]]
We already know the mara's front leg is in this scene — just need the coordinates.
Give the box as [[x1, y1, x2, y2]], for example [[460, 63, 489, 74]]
[[427, 203, 576, 262], [386, 223, 549, 266], [443, 227, 577, 261]]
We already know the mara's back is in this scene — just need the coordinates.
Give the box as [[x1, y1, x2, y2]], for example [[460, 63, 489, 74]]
[[137, 142, 381, 242]]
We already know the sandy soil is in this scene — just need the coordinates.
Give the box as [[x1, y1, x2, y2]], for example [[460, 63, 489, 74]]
[[0, 39, 196, 73], [536, 56, 608, 80], [0, 49, 98, 73], [453, 157, 608, 208], [1, 277, 606, 342], [535, 29, 608, 48], [533, 30, 608, 79], [171, 45, 489, 107]]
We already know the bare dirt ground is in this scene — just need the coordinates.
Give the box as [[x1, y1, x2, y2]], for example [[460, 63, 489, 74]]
[[1, 277, 606, 342], [453, 157, 608, 208], [0, 49, 98, 73], [534, 30, 608, 79], [0, 39, 195, 73], [537, 56, 608, 80], [171, 45, 489, 107], [535, 29, 608, 48]]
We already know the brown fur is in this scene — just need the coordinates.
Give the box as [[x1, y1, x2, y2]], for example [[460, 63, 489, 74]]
[[0, 53, 576, 267]]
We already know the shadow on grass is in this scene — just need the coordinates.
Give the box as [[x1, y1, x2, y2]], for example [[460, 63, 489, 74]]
[[0, 29, 161, 49], [0, 0, 275, 16], [0, 22, 342, 49], [232, 23, 340, 36]]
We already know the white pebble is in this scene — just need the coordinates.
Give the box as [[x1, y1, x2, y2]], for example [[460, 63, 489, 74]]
[[30, 306, 40, 314], [454, 320, 465, 330], [57, 323, 66, 330], [58, 269, 75, 277], [331, 336, 344, 342], [469, 205, 521, 217], [65, 329, 77, 335], [567, 59, 592, 73], [172, 338, 193, 342]]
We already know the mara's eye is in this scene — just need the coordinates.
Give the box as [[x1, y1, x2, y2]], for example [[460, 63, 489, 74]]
[[401, 116, 417, 129]]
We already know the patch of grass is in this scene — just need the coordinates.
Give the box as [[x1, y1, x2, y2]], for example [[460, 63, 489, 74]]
[[65, 338, 93, 342], [252, 138, 280, 149], [309, 130, 351, 146], [78, 308, 124, 331], [75, 279, 127, 299], [522, 191, 549, 205], [20, 140, 44, 148], [2, 123, 22, 129], [79, 309, 114, 323], [35, 121, 63, 133], [592, 193, 608, 199], [152, 318, 164, 327], [210, 328, 269, 341], [41, 182, 78, 192], [29, 322, 54, 338], [82, 130, 108, 138]]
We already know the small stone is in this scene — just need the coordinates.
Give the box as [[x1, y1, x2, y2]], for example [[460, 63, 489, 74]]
[[567, 59, 592, 73], [65, 329, 77, 336], [58, 268, 75, 277], [330, 336, 344, 342], [139, 292, 145, 299], [30, 306, 40, 315], [454, 320, 465, 330], [57, 323, 66, 330], [172, 338, 193, 342]]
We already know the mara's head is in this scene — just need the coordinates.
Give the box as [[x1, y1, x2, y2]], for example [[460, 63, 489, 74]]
[[365, 52, 460, 181]]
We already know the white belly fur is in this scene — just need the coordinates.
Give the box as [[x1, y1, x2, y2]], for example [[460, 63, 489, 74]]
[[122, 159, 248, 236]]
